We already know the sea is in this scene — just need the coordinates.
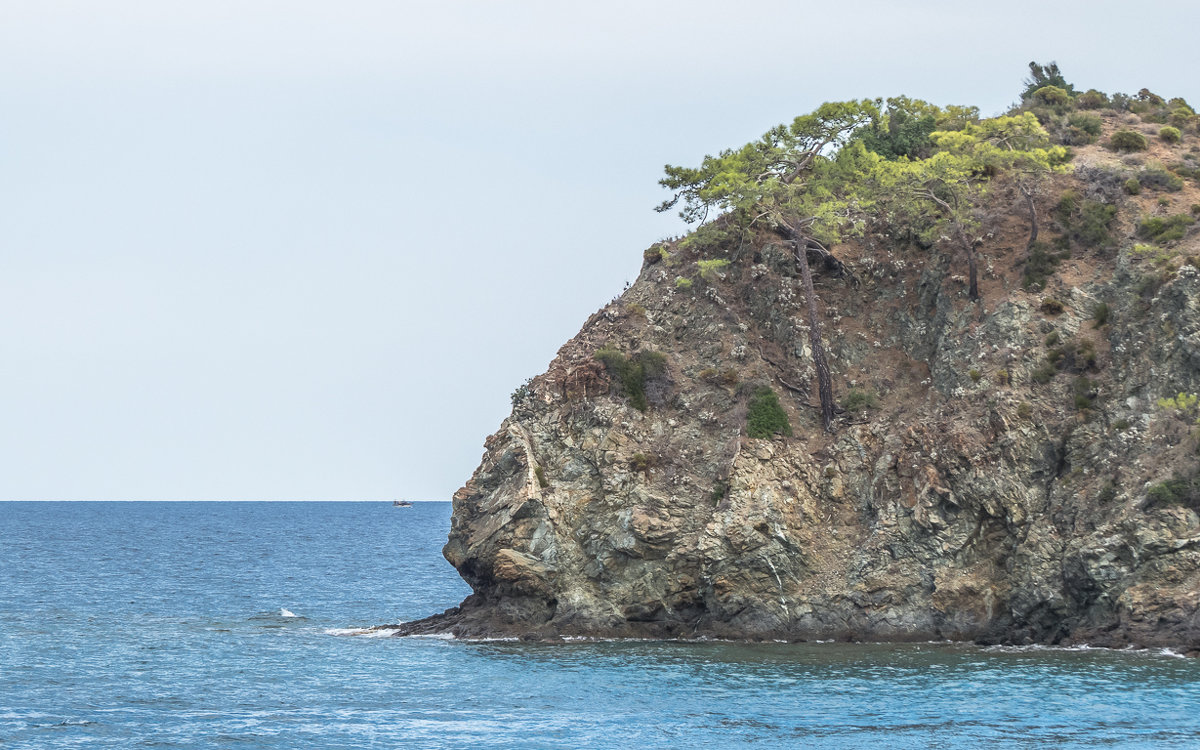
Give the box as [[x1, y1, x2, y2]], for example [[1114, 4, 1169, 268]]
[[2, 501, 1199, 749]]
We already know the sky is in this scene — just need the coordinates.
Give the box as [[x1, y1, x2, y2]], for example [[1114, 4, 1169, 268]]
[[2, 1, 1197, 500]]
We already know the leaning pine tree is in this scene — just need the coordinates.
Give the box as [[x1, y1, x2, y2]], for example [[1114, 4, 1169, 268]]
[[656, 100, 881, 431]]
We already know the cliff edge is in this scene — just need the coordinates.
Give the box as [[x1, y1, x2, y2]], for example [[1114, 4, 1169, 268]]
[[399, 80, 1200, 652]]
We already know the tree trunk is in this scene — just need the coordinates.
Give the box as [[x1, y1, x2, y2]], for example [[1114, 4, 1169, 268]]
[[965, 242, 979, 301], [949, 220, 979, 302], [784, 225, 836, 432], [1018, 179, 1038, 255], [926, 189, 980, 302]]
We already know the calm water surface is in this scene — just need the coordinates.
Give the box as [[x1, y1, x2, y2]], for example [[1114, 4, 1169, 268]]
[[2, 501, 1198, 748]]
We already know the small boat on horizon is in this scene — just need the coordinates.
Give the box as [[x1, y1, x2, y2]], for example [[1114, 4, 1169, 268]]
[[392, 500, 413, 507]]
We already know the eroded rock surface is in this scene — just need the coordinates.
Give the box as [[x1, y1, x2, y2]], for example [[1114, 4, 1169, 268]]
[[398, 145, 1200, 652]]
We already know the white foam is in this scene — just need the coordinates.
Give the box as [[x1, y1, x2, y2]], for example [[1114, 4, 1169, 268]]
[[983, 642, 1187, 658], [325, 627, 404, 638], [280, 608, 297, 618]]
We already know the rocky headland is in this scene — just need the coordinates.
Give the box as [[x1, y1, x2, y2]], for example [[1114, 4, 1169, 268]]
[[396, 74, 1200, 653]]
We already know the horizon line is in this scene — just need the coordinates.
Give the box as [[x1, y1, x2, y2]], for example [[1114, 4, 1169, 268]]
[[0, 498, 452, 502]]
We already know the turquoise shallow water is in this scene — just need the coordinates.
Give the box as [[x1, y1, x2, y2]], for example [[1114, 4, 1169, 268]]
[[2, 501, 1199, 748]]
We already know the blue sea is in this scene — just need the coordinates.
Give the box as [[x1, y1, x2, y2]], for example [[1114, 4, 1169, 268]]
[[2, 502, 1199, 748]]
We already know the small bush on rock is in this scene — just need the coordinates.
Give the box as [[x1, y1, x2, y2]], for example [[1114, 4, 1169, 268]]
[[1077, 89, 1109, 109], [1138, 167, 1184, 192], [697, 259, 731, 281], [629, 453, 656, 475], [746, 386, 792, 438], [1147, 471, 1200, 509], [595, 348, 668, 412], [1138, 214, 1196, 243], [1110, 129, 1149, 151], [842, 389, 880, 413], [1024, 241, 1068, 289], [1040, 298, 1065, 315]]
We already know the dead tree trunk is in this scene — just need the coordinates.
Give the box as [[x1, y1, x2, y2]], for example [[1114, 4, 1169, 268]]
[[783, 225, 836, 432]]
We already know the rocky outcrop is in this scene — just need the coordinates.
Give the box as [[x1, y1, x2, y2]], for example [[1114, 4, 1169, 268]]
[[397, 135, 1200, 653]]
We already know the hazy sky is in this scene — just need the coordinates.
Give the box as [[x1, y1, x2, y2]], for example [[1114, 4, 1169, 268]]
[[2, 1, 1197, 500]]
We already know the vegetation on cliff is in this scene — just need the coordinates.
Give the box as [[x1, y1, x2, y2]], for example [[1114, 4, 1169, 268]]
[[415, 63, 1200, 651], [654, 69, 1082, 430]]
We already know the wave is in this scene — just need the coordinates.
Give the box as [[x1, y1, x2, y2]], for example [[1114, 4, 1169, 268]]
[[982, 643, 1186, 659], [325, 627, 404, 638]]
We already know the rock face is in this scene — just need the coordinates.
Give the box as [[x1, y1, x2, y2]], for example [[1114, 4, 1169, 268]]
[[399, 134, 1200, 652]]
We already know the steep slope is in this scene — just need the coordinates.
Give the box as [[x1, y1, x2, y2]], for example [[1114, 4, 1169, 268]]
[[400, 105, 1200, 652]]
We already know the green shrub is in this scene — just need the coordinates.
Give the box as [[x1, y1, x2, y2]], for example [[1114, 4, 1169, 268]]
[[1193, 204, 1200, 215], [699, 367, 739, 388], [1160, 126, 1182, 144], [1031, 362, 1056, 384], [534, 466, 549, 488], [746, 386, 792, 438], [1171, 162, 1200, 181], [1097, 482, 1118, 503], [1073, 376, 1097, 410], [1045, 331, 1061, 347], [1077, 89, 1110, 109], [697, 259, 731, 281], [842, 388, 880, 413], [1075, 201, 1118, 247], [1138, 167, 1184, 192], [1092, 302, 1110, 327], [1147, 471, 1200, 509], [511, 377, 534, 406], [595, 348, 668, 412], [997, 369, 1010, 386], [674, 277, 693, 290], [1157, 392, 1200, 422], [1110, 129, 1149, 151], [1023, 241, 1068, 289], [643, 247, 663, 265], [1040, 298, 1065, 315], [1037, 338, 1097, 384], [1113, 418, 1131, 431], [629, 453, 655, 475], [969, 369, 983, 383], [1166, 109, 1195, 130], [626, 302, 647, 318], [1124, 177, 1142, 195], [1033, 85, 1072, 107], [1053, 189, 1079, 222], [1017, 401, 1033, 419], [1062, 112, 1102, 144], [1068, 112, 1103, 136], [1135, 270, 1169, 299], [1071, 339, 1098, 370], [710, 479, 730, 505], [1137, 213, 1196, 243]]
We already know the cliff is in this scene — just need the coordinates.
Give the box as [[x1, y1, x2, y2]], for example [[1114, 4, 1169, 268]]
[[398, 90, 1200, 652]]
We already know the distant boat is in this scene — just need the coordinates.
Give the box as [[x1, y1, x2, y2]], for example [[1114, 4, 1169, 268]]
[[393, 500, 413, 507]]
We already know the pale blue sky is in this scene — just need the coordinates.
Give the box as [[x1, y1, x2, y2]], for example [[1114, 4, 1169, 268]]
[[2, 1, 1196, 499]]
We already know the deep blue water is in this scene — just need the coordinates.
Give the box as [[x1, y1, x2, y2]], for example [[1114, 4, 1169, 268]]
[[2, 502, 1199, 748]]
